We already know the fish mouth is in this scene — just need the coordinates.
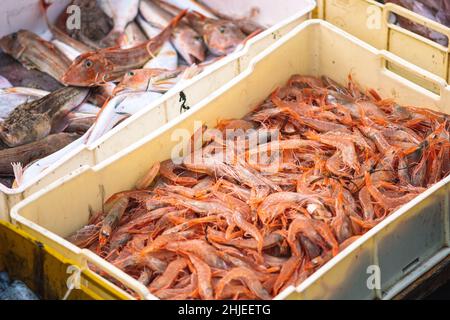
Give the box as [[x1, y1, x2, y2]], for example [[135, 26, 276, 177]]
[[183, 51, 206, 65], [112, 86, 131, 96], [61, 73, 93, 87], [60, 73, 77, 86]]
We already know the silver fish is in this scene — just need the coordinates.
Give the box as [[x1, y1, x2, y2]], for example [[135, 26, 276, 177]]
[[86, 91, 162, 145], [140, 0, 206, 64], [137, 15, 179, 70], [122, 22, 149, 48]]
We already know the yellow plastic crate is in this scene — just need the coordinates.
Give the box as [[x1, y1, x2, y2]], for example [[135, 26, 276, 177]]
[[0, 220, 132, 300], [10, 20, 450, 300], [316, 0, 450, 89]]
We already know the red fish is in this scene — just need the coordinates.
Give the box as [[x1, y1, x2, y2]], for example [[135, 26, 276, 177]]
[[61, 10, 186, 86]]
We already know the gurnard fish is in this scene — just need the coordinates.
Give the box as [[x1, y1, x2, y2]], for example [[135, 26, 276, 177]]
[[61, 11, 187, 86], [194, 0, 265, 35], [186, 11, 247, 56], [0, 30, 71, 82], [140, 0, 206, 65], [0, 87, 90, 147], [98, 0, 140, 47], [156, 0, 252, 54]]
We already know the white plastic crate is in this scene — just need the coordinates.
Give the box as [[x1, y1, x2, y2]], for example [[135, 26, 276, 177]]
[[0, 0, 315, 221], [11, 20, 450, 299]]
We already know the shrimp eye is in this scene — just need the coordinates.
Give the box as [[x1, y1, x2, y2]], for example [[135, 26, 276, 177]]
[[101, 230, 110, 238], [84, 59, 93, 68], [219, 26, 226, 34]]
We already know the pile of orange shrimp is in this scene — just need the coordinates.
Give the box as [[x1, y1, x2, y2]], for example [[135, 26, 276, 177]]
[[68, 74, 450, 300]]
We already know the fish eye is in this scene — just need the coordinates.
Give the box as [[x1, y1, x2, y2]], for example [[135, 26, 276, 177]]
[[84, 60, 93, 68], [11, 33, 17, 40], [194, 36, 202, 41], [219, 26, 226, 34], [127, 71, 135, 77]]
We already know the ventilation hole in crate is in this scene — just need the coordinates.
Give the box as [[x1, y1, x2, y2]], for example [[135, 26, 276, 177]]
[[402, 257, 420, 274]]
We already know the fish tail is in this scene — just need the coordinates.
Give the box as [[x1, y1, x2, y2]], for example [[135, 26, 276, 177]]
[[12, 162, 24, 188], [39, 0, 51, 12], [39, 0, 53, 30]]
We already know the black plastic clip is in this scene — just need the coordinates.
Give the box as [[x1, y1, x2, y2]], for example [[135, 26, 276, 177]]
[[179, 91, 190, 113]]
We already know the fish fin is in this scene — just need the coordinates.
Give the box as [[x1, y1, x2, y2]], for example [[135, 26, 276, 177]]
[[39, 0, 51, 12], [11, 162, 23, 188], [186, 10, 206, 21], [100, 30, 127, 49], [171, 9, 189, 27], [51, 113, 72, 134]]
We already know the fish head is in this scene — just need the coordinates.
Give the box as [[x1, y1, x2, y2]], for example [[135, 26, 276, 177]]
[[114, 69, 166, 95], [172, 27, 206, 64], [203, 20, 246, 56], [0, 113, 51, 147], [0, 31, 24, 56], [61, 52, 108, 86]]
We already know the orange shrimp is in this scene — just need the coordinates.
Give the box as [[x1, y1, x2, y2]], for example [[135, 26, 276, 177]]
[[165, 240, 228, 269], [272, 255, 302, 296], [215, 267, 271, 300], [365, 173, 418, 210], [306, 131, 360, 171], [99, 197, 129, 248], [187, 254, 213, 300], [68, 73, 450, 300], [258, 192, 323, 223], [149, 258, 188, 291], [136, 161, 160, 190], [160, 160, 198, 186], [331, 193, 354, 244]]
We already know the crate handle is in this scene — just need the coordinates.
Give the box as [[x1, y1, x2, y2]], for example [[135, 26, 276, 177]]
[[379, 50, 447, 96], [383, 2, 450, 50], [81, 249, 153, 300]]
